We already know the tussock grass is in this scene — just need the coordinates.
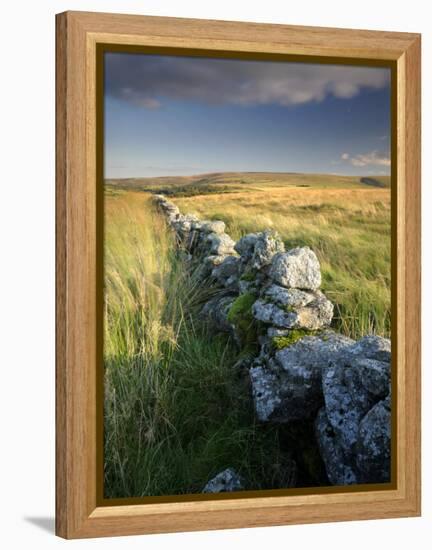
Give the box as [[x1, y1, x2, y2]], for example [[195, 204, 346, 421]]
[[104, 192, 300, 498]]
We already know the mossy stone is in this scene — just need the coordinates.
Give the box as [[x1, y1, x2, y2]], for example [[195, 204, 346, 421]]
[[227, 293, 258, 347], [271, 329, 317, 350]]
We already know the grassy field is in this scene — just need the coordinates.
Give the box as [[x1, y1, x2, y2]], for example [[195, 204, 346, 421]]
[[163, 173, 392, 339], [104, 172, 391, 497], [104, 191, 308, 498]]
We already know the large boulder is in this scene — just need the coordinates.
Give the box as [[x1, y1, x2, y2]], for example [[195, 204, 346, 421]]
[[250, 331, 354, 422], [269, 247, 321, 290], [315, 335, 391, 485], [321, 337, 391, 455]]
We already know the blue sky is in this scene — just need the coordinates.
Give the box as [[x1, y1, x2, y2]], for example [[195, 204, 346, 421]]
[[104, 53, 391, 178]]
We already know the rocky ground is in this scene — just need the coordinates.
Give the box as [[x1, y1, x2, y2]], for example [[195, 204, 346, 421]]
[[154, 194, 392, 492]]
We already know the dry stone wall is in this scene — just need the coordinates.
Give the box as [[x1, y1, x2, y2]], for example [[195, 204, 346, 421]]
[[154, 194, 391, 487]]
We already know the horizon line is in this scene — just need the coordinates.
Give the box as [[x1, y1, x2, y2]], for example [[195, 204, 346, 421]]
[[104, 169, 391, 181]]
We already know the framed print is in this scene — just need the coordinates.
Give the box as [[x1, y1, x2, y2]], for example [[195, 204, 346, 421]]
[[56, 11, 421, 538]]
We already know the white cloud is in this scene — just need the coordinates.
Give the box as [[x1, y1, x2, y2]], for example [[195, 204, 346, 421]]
[[105, 54, 390, 108], [340, 150, 390, 168]]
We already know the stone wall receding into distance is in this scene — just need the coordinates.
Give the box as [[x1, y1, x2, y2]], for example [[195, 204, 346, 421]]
[[154, 194, 391, 487]]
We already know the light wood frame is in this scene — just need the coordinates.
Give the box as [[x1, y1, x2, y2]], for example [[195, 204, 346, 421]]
[[56, 10, 421, 539]]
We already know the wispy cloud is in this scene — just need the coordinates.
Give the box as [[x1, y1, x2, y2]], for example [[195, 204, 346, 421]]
[[105, 53, 390, 109], [340, 150, 391, 168]]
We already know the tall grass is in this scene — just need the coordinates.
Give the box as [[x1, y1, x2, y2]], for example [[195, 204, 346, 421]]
[[104, 192, 302, 498]]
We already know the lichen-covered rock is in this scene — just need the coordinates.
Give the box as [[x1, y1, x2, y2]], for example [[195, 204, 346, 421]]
[[249, 365, 283, 422], [262, 285, 314, 308], [202, 468, 243, 493], [212, 256, 240, 288], [206, 232, 236, 255], [270, 247, 321, 290], [316, 335, 391, 485], [252, 299, 298, 327], [322, 337, 391, 455], [356, 396, 391, 483], [250, 231, 285, 270], [250, 331, 354, 422], [171, 214, 200, 237], [315, 395, 391, 486], [252, 291, 333, 330], [315, 408, 358, 485], [346, 335, 391, 363]]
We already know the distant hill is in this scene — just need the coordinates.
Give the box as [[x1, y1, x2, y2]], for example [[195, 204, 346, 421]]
[[105, 172, 391, 197], [360, 176, 391, 188]]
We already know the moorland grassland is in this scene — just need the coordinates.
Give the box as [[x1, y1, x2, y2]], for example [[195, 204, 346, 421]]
[[104, 173, 391, 498]]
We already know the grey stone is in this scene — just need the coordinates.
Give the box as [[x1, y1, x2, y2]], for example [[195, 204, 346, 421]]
[[249, 365, 283, 422], [206, 233, 236, 255], [316, 336, 391, 485], [238, 279, 257, 295], [322, 338, 391, 455], [274, 331, 354, 374], [200, 294, 236, 334], [171, 214, 200, 236], [250, 332, 354, 422], [250, 231, 285, 270], [200, 220, 226, 234], [252, 291, 333, 330], [202, 468, 243, 493], [356, 396, 391, 483], [163, 204, 180, 215], [315, 408, 358, 485], [234, 233, 260, 260], [346, 335, 391, 363], [267, 327, 290, 338], [252, 299, 298, 328], [204, 254, 232, 268], [270, 247, 322, 290], [212, 256, 240, 288], [263, 285, 315, 308]]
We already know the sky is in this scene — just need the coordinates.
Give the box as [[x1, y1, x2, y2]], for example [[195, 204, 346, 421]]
[[104, 52, 391, 179]]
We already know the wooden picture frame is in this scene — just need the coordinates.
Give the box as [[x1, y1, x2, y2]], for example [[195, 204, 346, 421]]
[[56, 11, 421, 539]]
